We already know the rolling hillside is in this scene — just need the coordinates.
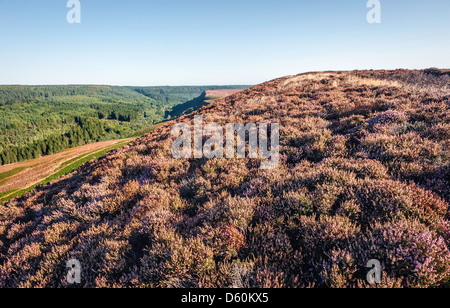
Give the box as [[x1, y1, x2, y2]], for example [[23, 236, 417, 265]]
[[0, 70, 449, 288]]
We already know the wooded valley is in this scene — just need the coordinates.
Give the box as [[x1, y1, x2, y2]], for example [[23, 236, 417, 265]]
[[0, 85, 248, 165]]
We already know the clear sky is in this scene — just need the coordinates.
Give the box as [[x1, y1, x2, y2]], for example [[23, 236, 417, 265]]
[[0, 0, 449, 85]]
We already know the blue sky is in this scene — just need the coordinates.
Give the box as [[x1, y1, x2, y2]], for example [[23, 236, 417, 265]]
[[0, 0, 449, 85]]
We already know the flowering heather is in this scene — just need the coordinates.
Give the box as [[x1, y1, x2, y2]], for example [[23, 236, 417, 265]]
[[0, 70, 449, 288]]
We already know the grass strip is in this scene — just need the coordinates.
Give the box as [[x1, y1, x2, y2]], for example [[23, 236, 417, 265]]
[[0, 189, 18, 199]]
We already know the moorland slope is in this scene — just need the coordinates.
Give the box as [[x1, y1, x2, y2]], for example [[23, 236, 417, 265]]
[[0, 70, 449, 288]]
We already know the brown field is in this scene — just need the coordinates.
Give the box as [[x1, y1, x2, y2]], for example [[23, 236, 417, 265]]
[[0, 138, 134, 199], [205, 89, 244, 99]]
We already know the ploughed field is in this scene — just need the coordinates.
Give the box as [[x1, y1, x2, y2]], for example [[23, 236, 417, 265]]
[[0, 70, 449, 288], [0, 138, 133, 203], [205, 89, 244, 99]]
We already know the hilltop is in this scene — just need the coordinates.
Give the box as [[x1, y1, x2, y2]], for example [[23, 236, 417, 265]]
[[0, 70, 449, 288]]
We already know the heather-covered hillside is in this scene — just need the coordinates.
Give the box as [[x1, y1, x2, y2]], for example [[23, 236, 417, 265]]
[[0, 70, 449, 288]]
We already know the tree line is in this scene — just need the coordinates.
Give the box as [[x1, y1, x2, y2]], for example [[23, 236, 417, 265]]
[[0, 117, 108, 165]]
